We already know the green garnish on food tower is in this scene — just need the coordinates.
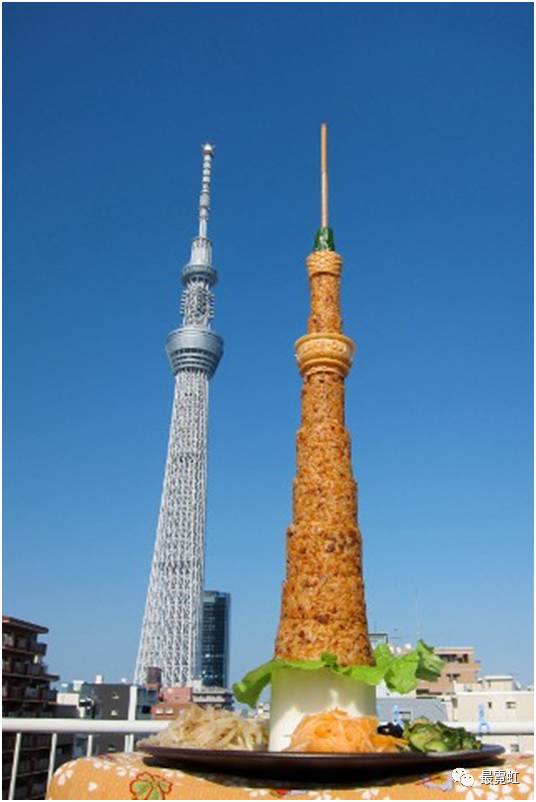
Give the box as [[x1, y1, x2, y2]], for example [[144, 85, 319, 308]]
[[234, 640, 444, 709], [233, 125, 444, 751]]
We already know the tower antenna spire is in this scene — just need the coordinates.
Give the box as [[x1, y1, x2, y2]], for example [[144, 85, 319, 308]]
[[198, 143, 214, 240], [320, 123, 328, 229]]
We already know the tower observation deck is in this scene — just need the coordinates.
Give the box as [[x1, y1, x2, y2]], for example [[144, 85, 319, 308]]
[[135, 144, 223, 687]]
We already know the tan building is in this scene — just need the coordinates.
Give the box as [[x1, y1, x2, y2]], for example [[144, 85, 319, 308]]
[[151, 686, 192, 720], [417, 647, 480, 695], [151, 683, 233, 719]]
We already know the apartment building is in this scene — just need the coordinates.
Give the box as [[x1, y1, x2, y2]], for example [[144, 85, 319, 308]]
[[2, 616, 73, 800]]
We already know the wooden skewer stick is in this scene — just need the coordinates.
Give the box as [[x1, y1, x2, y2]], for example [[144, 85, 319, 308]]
[[320, 123, 329, 229]]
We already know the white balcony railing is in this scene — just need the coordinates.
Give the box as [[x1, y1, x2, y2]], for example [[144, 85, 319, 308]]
[[2, 718, 534, 801], [2, 718, 166, 800]]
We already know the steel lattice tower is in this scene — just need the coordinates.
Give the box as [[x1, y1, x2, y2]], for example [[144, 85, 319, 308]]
[[135, 144, 223, 687]]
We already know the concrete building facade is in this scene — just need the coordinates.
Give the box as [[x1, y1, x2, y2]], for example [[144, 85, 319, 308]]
[[443, 675, 534, 754]]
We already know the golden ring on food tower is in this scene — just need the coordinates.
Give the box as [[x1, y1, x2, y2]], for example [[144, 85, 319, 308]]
[[306, 250, 342, 278], [295, 332, 355, 377]]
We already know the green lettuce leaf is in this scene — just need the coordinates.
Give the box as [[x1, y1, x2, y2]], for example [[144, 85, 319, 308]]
[[232, 656, 325, 708], [384, 650, 420, 694], [231, 659, 277, 709], [414, 639, 445, 681], [232, 639, 444, 707]]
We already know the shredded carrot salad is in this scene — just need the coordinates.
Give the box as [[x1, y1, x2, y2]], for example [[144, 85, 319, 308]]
[[285, 710, 407, 753]]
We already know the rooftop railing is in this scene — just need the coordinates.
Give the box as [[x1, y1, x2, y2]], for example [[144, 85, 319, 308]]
[[2, 717, 534, 801]]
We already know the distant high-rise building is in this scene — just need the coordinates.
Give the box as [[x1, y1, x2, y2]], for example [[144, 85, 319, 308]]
[[2, 616, 73, 800], [201, 591, 230, 688]]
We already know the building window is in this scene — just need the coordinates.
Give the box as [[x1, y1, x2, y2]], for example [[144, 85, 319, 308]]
[[506, 701, 516, 710], [111, 692, 120, 700], [487, 701, 493, 709], [510, 743, 520, 752], [399, 711, 412, 722], [110, 709, 118, 717]]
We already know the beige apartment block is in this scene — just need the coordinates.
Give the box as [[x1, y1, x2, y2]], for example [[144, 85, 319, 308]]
[[417, 647, 480, 695]]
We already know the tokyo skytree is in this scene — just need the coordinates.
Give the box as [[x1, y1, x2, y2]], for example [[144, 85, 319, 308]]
[[135, 144, 223, 687]]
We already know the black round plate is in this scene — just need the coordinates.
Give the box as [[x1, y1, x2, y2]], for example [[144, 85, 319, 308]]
[[138, 742, 504, 782]]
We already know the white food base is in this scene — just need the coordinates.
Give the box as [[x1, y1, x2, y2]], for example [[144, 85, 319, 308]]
[[269, 667, 377, 752]]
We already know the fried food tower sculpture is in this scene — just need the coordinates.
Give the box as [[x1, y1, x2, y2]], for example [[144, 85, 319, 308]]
[[234, 127, 443, 749], [267, 125, 376, 749], [275, 133, 372, 668]]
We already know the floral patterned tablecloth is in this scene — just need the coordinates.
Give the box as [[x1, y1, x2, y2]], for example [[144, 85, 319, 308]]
[[47, 751, 533, 801]]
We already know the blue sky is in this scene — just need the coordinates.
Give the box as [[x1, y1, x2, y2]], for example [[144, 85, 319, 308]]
[[4, 3, 533, 688]]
